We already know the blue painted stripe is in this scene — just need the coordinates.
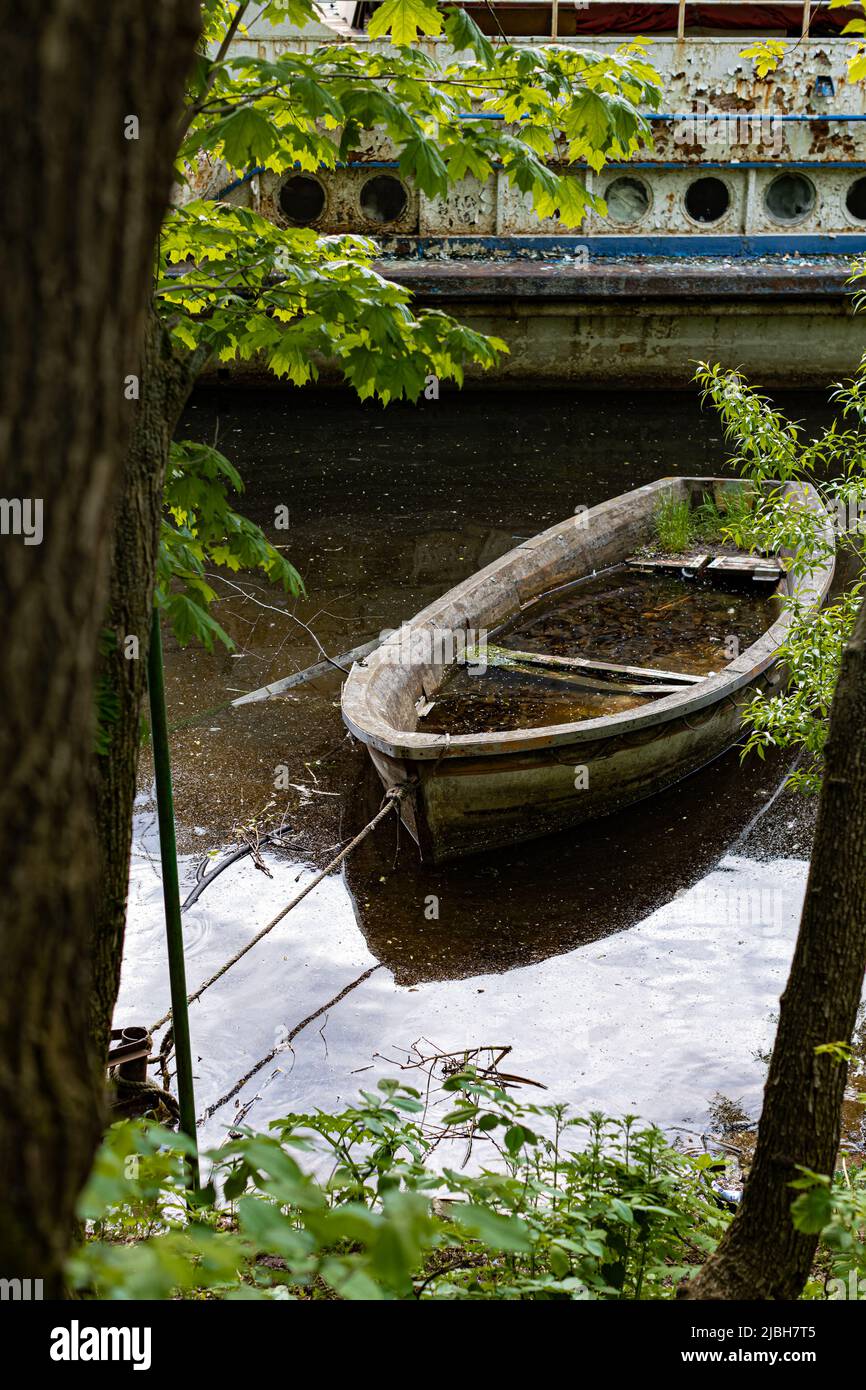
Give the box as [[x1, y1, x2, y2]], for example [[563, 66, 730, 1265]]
[[454, 111, 866, 124], [648, 112, 866, 122], [399, 233, 866, 259], [214, 165, 266, 199]]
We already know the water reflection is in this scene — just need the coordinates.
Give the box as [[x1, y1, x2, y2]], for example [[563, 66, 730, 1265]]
[[345, 745, 801, 985]]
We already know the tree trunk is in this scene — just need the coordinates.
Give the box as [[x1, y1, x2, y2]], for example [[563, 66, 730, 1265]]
[[0, 0, 200, 1294], [89, 310, 202, 1063], [683, 596, 866, 1300]]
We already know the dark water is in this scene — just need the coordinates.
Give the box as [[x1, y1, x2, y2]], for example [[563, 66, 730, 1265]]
[[116, 384, 864, 1145], [423, 662, 651, 734]]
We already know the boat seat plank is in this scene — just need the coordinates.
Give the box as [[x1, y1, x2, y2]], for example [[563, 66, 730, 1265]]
[[470, 643, 703, 686], [627, 552, 785, 583], [626, 554, 709, 573], [706, 556, 785, 577]]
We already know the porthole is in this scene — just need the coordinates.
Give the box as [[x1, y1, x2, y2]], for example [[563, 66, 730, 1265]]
[[685, 175, 730, 225], [846, 176, 866, 222], [278, 174, 326, 225], [604, 176, 650, 225], [360, 174, 408, 224], [764, 173, 816, 225]]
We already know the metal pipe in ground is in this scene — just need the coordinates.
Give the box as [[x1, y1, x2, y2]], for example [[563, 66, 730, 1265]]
[[147, 608, 200, 1187]]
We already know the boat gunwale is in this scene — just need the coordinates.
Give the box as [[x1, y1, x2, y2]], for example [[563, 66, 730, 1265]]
[[341, 476, 835, 761]]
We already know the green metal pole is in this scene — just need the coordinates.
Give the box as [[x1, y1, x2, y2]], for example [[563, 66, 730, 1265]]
[[147, 608, 199, 1186]]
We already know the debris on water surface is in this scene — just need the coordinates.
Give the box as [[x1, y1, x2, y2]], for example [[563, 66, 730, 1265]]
[[500, 567, 779, 674], [422, 664, 648, 735], [423, 565, 781, 735]]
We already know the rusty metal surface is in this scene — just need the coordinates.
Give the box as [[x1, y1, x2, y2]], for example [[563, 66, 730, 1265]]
[[186, 22, 866, 383], [194, 29, 866, 240], [378, 254, 855, 298]]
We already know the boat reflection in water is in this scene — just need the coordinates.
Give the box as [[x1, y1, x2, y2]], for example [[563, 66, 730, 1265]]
[[345, 741, 802, 987]]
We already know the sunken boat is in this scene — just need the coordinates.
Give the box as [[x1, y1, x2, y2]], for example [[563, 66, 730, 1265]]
[[342, 477, 834, 863]]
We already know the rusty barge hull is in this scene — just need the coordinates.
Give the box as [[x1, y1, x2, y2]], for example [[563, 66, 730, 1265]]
[[197, 18, 866, 384], [341, 477, 835, 864], [203, 248, 865, 387], [376, 244, 864, 386]]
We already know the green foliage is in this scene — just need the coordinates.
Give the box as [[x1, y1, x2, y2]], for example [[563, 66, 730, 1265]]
[[814, 1041, 855, 1065], [159, 202, 505, 400], [694, 361, 866, 790], [691, 487, 758, 546], [153, 3, 662, 650], [832, 0, 866, 84], [793, 1163, 866, 1299], [740, 39, 788, 78], [653, 494, 693, 552], [740, 1, 866, 81], [182, 4, 661, 214], [367, 0, 444, 47], [158, 439, 302, 649], [739, 589, 863, 793], [70, 1074, 729, 1301], [652, 488, 758, 554]]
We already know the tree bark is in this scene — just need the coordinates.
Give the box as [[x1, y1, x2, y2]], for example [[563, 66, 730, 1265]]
[[89, 311, 201, 1063], [683, 595, 866, 1300], [0, 0, 200, 1294]]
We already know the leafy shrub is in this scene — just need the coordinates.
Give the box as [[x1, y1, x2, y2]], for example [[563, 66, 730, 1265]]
[[794, 1162, 866, 1300], [695, 360, 866, 789], [69, 1073, 731, 1301], [652, 487, 759, 556]]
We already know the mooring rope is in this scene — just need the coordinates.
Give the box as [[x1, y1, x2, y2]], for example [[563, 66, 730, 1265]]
[[149, 783, 410, 1035], [199, 962, 384, 1125]]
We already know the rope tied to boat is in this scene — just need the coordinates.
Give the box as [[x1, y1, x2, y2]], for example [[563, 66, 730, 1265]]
[[148, 782, 413, 1035]]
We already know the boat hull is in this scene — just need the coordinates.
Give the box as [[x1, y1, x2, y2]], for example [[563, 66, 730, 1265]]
[[343, 476, 835, 864], [368, 667, 778, 864]]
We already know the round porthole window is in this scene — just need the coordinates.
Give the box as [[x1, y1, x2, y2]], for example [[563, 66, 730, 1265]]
[[604, 176, 650, 225], [685, 176, 730, 225], [360, 174, 408, 224], [764, 173, 816, 224], [278, 174, 326, 225], [846, 176, 866, 222]]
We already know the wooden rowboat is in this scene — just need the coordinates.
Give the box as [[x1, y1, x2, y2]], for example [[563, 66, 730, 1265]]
[[342, 477, 834, 864]]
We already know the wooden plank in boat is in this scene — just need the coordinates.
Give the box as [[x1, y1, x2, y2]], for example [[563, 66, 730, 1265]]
[[626, 554, 709, 573], [474, 666, 686, 697], [706, 556, 784, 578], [462, 644, 699, 696], [467, 643, 702, 686]]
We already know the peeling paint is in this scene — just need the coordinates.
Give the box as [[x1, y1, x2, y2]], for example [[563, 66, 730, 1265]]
[[192, 33, 866, 241], [191, 27, 866, 384]]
